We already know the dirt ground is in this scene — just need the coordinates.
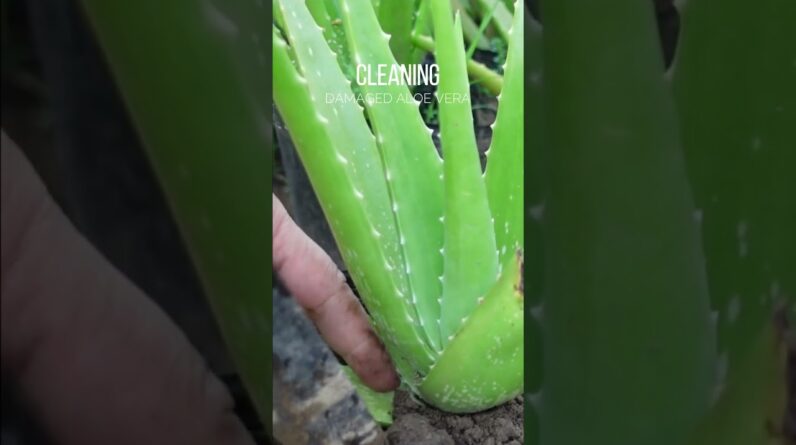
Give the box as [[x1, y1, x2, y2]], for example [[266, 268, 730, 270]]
[[386, 391, 524, 445]]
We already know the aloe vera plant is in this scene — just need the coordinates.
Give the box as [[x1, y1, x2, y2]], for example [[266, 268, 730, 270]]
[[74, 0, 791, 440], [274, 0, 524, 413]]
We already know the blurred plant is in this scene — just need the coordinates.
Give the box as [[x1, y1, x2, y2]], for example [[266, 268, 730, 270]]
[[523, 0, 794, 444], [79, 0, 272, 434], [274, 0, 524, 413]]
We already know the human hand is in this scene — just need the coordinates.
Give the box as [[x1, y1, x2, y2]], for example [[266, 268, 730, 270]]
[[272, 195, 400, 392], [1, 131, 254, 445]]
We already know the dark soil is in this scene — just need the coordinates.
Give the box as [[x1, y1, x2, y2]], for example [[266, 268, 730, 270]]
[[387, 390, 524, 445]]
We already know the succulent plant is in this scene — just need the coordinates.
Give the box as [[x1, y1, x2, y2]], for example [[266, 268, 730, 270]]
[[76, 0, 792, 440], [273, 0, 524, 413]]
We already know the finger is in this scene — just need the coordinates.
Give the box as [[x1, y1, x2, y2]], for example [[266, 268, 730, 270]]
[[272, 196, 399, 392], [1, 131, 254, 445]]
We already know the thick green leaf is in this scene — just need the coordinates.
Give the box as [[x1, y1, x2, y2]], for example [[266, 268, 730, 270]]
[[80, 0, 272, 430], [541, 1, 715, 444], [430, 0, 499, 346], [306, 0, 332, 32], [340, 0, 445, 353], [377, 0, 414, 65], [672, 0, 796, 394], [419, 252, 523, 413], [275, 0, 436, 382], [485, 0, 523, 268]]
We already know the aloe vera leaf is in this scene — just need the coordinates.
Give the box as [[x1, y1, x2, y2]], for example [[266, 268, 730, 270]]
[[484, 1, 523, 269], [306, 0, 334, 38], [78, 0, 272, 428], [274, 34, 426, 384], [274, 2, 436, 379], [672, 0, 796, 394], [474, 0, 512, 41], [430, 1, 499, 346], [419, 251, 523, 413], [411, 33, 503, 95], [686, 318, 788, 445], [305, 0, 361, 96], [541, 1, 715, 444], [340, 0, 445, 352], [376, 0, 414, 65], [277, 0, 400, 272]]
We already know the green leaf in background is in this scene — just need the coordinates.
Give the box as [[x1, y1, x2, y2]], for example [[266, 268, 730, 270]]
[[672, 0, 796, 381], [79, 0, 272, 433], [377, 0, 415, 65], [474, 0, 512, 41], [673, 0, 795, 441], [541, 1, 715, 444], [454, 0, 491, 53]]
